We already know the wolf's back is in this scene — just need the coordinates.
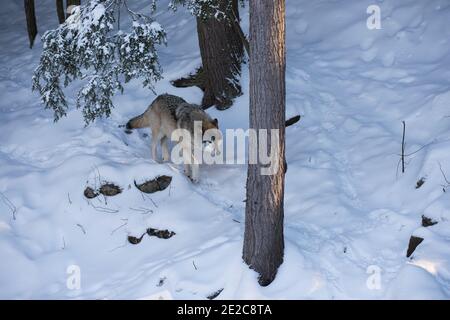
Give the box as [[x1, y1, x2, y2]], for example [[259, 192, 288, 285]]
[[157, 94, 187, 119], [126, 94, 187, 130]]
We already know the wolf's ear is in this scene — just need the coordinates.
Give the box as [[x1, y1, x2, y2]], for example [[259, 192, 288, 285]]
[[212, 118, 218, 127]]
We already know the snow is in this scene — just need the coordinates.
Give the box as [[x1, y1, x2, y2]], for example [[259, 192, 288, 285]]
[[1, 0, 450, 299]]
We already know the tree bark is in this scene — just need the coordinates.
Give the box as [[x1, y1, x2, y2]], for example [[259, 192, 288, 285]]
[[24, 0, 38, 49], [195, 0, 243, 110], [56, 0, 65, 24], [243, 0, 286, 286]]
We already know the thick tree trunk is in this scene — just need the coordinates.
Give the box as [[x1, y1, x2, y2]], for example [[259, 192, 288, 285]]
[[196, 0, 243, 110], [56, 0, 65, 24], [243, 0, 286, 286], [24, 0, 38, 49]]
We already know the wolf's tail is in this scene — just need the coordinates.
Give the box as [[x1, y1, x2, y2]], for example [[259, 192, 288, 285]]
[[126, 113, 149, 130]]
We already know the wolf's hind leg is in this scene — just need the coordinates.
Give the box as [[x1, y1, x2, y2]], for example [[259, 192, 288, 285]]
[[161, 136, 170, 162], [151, 127, 161, 162], [182, 151, 192, 178], [190, 163, 199, 183], [190, 154, 199, 183]]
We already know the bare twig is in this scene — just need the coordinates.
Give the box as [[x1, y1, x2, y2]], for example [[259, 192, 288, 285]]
[[93, 165, 102, 190], [76, 223, 86, 234], [102, 194, 108, 206], [396, 157, 401, 179], [0, 192, 17, 220], [67, 192, 72, 205], [94, 195, 103, 204], [111, 221, 128, 235], [438, 162, 450, 191], [89, 202, 119, 214], [401, 121, 406, 173], [192, 260, 198, 270], [123, 0, 148, 21], [393, 139, 439, 158], [138, 190, 159, 208], [129, 207, 153, 215], [108, 242, 127, 252], [149, 197, 158, 208], [402, 141, 435, 157], [439, 163, 450, 184]]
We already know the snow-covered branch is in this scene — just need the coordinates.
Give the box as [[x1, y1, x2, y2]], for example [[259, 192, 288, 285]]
[[32, 0, 166, 124]]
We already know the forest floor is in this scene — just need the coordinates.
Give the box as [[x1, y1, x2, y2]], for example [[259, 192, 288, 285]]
[[1, 0, 450, 299]]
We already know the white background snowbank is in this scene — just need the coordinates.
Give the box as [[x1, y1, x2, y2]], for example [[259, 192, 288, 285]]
[[0, 0, 450, 299]]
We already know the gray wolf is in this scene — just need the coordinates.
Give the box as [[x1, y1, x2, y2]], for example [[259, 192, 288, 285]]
[[126, 94, 221, 182]]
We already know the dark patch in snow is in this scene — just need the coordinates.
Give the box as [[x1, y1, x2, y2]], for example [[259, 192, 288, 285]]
[[84, 186, 98, 199], [285, 115, 301, 127], [135, 176, 172, 194], [99, 183, 122, 196], [128, 228, 175, 245], [157, 277, 166, 287], [147, 228, 176, 239], [207, 288, 224, 300], [421, 215, 438, 227], [415, 177, 426, 189], [407, 236, 424, 258], [128, 234, 144, 245]]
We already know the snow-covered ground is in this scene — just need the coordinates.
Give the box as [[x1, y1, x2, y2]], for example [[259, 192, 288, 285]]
[[1, 0, 450, 299]]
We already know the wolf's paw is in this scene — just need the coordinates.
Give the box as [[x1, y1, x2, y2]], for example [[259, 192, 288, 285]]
[[190, 177, 199, 184], [185, 174, 199, 184]]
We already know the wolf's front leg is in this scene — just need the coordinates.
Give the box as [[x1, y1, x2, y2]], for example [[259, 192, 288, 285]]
[[151, 139, 159, 162], [190, 163, 199, 183], [161, 136, 170, 162], [182, 151, 192, 178], [184, 163, 191, 177]]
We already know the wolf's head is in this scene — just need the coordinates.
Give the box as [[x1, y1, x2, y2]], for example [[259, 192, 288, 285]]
[[202, 118, 222, 156]]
